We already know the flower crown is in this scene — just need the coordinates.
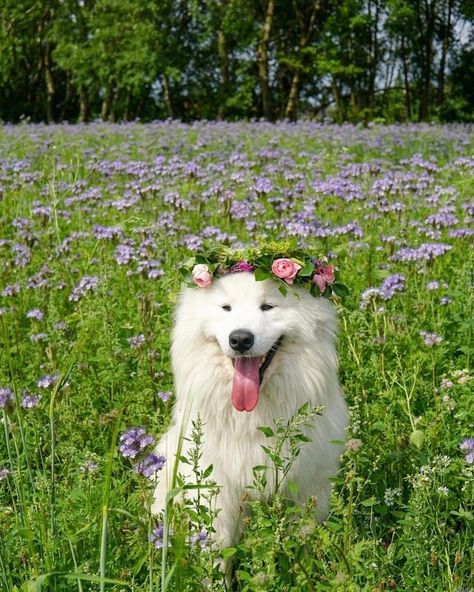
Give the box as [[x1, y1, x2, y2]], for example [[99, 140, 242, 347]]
[[181, 241, 348, 298]]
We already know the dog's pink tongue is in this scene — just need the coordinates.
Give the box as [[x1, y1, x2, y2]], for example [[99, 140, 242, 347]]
[[232, 357, 260, 412]]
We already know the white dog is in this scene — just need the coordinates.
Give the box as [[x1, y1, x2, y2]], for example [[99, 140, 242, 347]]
[[152, 271, 348, 548]]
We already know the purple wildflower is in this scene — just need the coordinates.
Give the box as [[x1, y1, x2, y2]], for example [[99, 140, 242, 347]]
[[448, 228, 473, 239], [439, 378, 454, 390], [180, 234, 203, 251], [391, 243, 452, 263], [157, 391, 172, 402], [37, 373, 60, 389], [425, 212, 458, 228], [439, 297, 452, 306], [12, 244, 31, 267], [0, 387, 14, 408], [419, 331, 443, 346], [134, 453, 166, 477], [80, 460, 99, 473], [31, 204, 53, 219], [114, 243, 136, 265], [0, 468, 11, 480], [93, 225, 124, 240], [379, 274, 405, 299], [253, 177, 273, 194], [128, 334, 146, 349], [1, 283, 21, 297], [360, 288, 383, 309], [190, 529, 209, 547], [30, 332, 48, 343], [119, 427, 154, 459], [69, 276, 99, 302], [21, 392, 41, 409], [27, 308, 44, 321], [150, 524, 173, 549], [460, 439, 474, 464]]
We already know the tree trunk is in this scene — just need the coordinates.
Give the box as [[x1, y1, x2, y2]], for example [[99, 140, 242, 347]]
[[284, 0, 321, 120], [101, 78, 113, 121], [123, 88, 131, 121], [284, 71, 300, 120], [368, 0, 380, 113], [217, 28, 230, 119], [401, 37, 412, 120], [44, 43, 55, 123], [79, 85, 88, 123], [162, 74, 174, 118], [437, 0, 453, 108], [418, 0, 436, 121], [332, 77, 344, 122], [257, 0, 275, 120]]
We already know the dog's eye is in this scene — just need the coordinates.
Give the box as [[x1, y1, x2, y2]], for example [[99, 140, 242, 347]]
[[221, 304, 232, 312], [260, 303, 274, 311]]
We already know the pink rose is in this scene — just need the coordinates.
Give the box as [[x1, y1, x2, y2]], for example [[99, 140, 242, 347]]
[[271, 258, 302, 284], [192, 264, 213, 288], [313, 264, 335, 292]]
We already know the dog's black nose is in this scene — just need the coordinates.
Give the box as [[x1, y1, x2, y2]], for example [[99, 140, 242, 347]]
[[229, 330, 255, 353]]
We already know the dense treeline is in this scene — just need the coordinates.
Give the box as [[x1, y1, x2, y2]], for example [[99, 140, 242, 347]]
[[0, 0, 473, 123]]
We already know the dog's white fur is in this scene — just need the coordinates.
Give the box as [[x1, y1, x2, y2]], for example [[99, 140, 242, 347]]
[[152, 272, 348, 547]]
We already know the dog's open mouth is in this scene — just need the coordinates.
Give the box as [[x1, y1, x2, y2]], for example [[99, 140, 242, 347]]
[[230, 336, 283, 413]]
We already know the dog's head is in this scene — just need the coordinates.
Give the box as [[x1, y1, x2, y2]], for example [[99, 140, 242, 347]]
[[173, 271, 337, 412]]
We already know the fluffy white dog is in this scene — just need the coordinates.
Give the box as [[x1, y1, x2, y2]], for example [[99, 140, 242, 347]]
[[152, 271, 348, 548]]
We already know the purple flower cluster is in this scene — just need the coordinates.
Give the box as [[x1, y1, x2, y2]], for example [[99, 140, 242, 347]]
[[69, 276, 99, 302], [360, 274, 405, 309], [26, 308, 44, 321], [0, 386, 41, 410], [190, 529, 209, 547], [460, 439, 474, 464], [150, 524, 173, 549], [391, 243, 452, 263], [37, 373, 60, 389], [119, 427, 154, 459], [0, 387, 14, 409], [21, 392, 41, 409], [128, 334, 146, 349], [157, 391, 172, 402], [119, 426, 165, 479], [134, 453, 165, 477], [379, 274, 405, 299], [419, 331, 443, 346]]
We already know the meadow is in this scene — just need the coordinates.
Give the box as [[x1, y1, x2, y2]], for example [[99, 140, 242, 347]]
[[0, 121, 473, 591]]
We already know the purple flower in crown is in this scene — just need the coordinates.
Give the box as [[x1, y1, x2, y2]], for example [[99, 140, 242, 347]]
[[230, 260, 255, 273]]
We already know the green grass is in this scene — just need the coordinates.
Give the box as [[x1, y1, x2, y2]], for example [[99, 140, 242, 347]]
[[0, 122, 473, 591]]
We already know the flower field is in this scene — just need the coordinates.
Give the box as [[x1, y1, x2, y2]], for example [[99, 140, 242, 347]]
[[0, 122, 473, 591]]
